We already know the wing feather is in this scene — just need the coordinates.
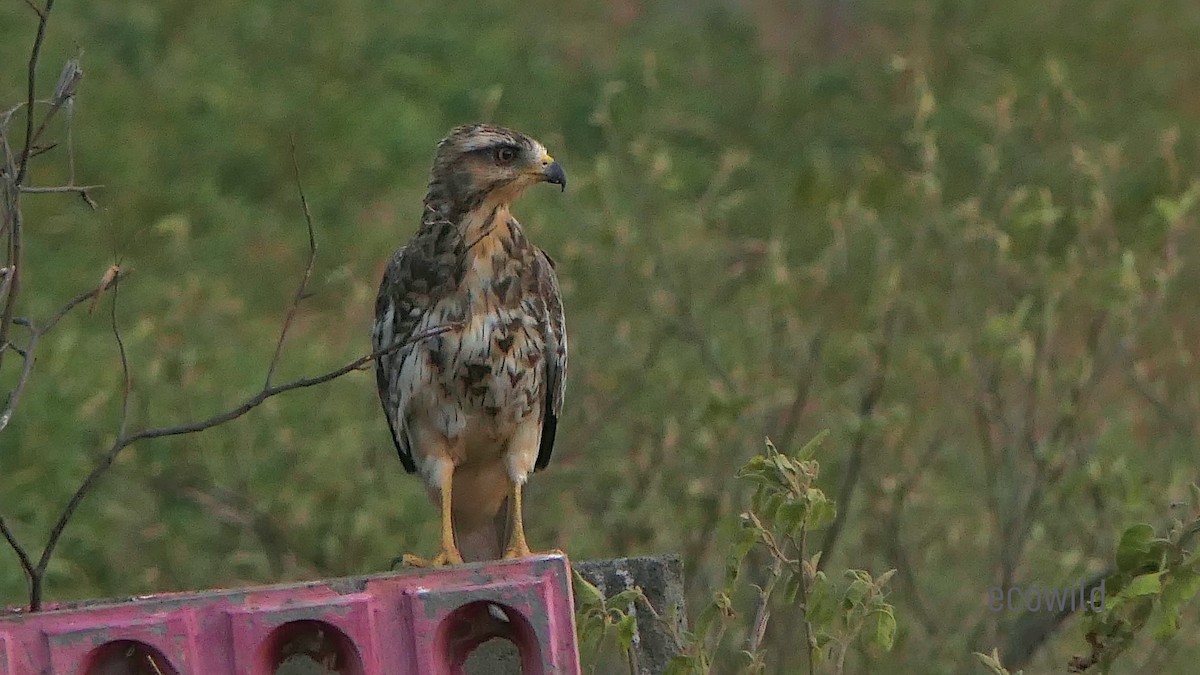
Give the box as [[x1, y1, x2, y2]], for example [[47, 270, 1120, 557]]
[[534, 248, 567, 471], [373, 246, 418, 473], [373, 221, 469, 474]]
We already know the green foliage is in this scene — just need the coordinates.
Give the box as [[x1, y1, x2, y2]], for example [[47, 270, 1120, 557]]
[[573, 571, 651, 674], [665, 436, 896, 674], [1069, 489, 1200, 672]]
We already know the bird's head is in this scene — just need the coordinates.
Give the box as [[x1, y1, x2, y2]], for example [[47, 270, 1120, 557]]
[[427, 124, 566, 211]]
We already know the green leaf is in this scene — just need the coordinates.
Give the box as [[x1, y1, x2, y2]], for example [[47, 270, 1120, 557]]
[[794, 430, 830, 461], [844, 578, 872, 609], [577, 616, 603, 647], [665, 655, 698, 675], [725, 524, 758, 584], [1115, 523, 1157, 572], [764, 437, 779, 456], [777, 500, 808, 537], [714, 591, 734, 614], [608, 589, 644, 610], [770, 450, 795, 477], [761, 492, 785, 523], [1151, 570, 1200, 640], [573, 571, 606, 609], [1124, 571, 1164, 597], [616, 613, 637, 652], [863, 606, 897, 652], [783, 571, 804, 604], [806, 572, 836, 627], [806, 491, 836, 529]]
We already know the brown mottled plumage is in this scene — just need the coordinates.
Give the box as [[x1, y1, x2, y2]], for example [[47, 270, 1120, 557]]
[[373, 124, 567, 564]]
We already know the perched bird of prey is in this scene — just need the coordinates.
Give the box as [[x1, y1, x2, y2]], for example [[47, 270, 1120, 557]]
[[373, 124, 567, 565]]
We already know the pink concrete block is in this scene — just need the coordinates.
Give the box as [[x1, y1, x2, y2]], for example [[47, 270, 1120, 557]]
[[45, 612, 198, 674], [0, 635, 12, 674], [0, 553, 580, 675], [226, 592, 375, 675]]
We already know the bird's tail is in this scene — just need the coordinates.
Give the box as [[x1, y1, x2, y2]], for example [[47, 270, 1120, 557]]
[[456, 496, 510, 563]]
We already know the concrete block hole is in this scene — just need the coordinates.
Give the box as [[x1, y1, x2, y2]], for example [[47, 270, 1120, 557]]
[[266, 620, 364, 675], [82, 640, 179, 675], [445, 601, 537, 675]]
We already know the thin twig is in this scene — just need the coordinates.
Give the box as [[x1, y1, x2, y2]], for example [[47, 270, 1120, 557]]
[[0, 274, 123, 434], [0, 0, 56, 382], [0, 514, 34, 581], [15, 0, 56, 186], [0, 335, 37, 433], [264, 140, 317, 388], [20, 0, 45, 20], [25, 56, 82, 156], [747, 556, 782, 657], [798, 529, 816, 675], [20, 184, 103, 194], [111, 275, 131, 438], [43, 273, 121, 335]]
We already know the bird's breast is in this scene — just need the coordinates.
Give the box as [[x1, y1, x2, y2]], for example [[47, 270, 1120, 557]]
[[422, 299, 545, 423]]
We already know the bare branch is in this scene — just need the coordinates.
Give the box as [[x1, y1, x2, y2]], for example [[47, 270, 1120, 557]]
[[264, 139, 317, 388], [747, 556, 782, 656], [140, 327, 451, 442], [0, 0, 55, 383], [21, 0, 45, 21], [20, 184, 103, 194], [0, 335, 37, 433], [0, 271, 124, 436], [111, 275, 131, 439], [0, 202, 24, 379], [42, 270, 122, 335], [25, 57, 82, 153], [0, 514, 34, 581], [818, 309, 894, 570], [15, 0, 57, 186]]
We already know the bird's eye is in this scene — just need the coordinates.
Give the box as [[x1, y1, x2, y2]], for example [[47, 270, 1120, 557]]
[[495, 147, 517, 164]]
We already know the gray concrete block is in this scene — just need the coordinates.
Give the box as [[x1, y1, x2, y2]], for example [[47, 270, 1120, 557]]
[[575, 555, 687, 675], [464, 554, 686, 675]]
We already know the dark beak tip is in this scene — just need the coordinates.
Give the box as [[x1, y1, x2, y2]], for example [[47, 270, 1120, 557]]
[[545, 161, 567, 192]]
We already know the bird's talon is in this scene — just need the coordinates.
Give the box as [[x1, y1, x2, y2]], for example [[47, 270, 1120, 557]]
[[502, 545, 534, 560], [395, 549, 464, 568]]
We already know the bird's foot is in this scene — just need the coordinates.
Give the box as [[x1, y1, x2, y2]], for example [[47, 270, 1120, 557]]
[[392, 548, 464, 568], [502, 542, 564, 560], [501, 547, 530, 560]]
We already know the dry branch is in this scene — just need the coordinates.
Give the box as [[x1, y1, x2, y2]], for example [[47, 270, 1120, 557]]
[[817, 309, 895, 570], [20, 184, 102, 194], [264, 139, 317, 388], [0, 0, 56, 377]]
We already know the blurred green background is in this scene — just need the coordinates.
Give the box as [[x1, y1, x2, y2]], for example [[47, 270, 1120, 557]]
[[2, 0, 1200, 672]]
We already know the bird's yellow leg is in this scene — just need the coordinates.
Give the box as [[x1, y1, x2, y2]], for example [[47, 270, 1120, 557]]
[[502, 480, 533, 559], [401, 467, 464, 567]]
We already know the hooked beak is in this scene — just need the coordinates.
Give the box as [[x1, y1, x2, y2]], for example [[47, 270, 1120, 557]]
[[542, 160, 567, 192]]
